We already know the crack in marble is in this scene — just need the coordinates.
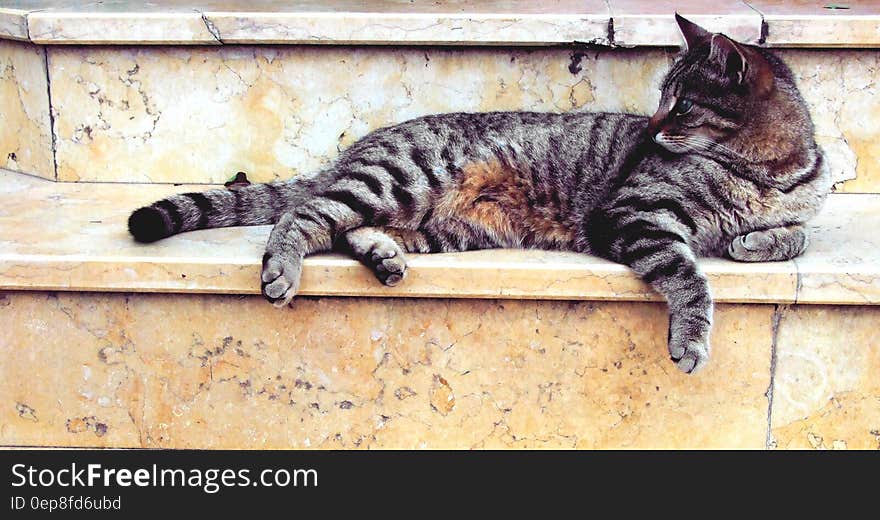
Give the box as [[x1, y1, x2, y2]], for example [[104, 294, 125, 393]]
[[765, 304, 783, 449], [195, 9, 222, 43], [742, 1, 769, 44], [0, 41, 53, 178], [40, 44, 57, 180]]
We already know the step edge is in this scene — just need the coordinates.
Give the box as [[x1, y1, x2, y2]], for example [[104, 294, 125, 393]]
[[0, 8, 879, 48], [0, 252, 810, 304]]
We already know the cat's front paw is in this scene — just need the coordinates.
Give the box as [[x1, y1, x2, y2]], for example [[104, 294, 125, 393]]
[[668, 338, 710, 374], [261, 252, 303, 307], [727, 231, 775, 261], [667, 317, 711, 374], [728, 226, 808, 262]]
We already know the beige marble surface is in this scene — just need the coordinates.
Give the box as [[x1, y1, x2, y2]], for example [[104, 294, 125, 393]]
[[1, 169, 878, 305], [0, 292, 774, 449], [201, 0, 612, 46], [609, 0, 762, 47], [784, 50, 880, 193], [0, 39, 54, 180], [15, 0, 613, 46], [10, 0, 221, 44], [39, 44, 880, 191], [29, 12, 221, 45], [748, 0, 880, 48], [0, 168, 808, 303], [770, 305, 880, 450], [46, 45, 673, 184], [795, 194, 880, 305], [0, 6, 29, 41]]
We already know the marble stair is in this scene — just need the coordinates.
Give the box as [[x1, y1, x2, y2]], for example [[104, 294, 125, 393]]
[[1, 1, 879, 450]]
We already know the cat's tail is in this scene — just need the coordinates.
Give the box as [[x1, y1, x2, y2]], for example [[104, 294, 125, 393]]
[[128, 181, 297, 243]]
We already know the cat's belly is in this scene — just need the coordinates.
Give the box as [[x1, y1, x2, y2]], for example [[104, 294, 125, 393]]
[[431, 159, 578, 250]]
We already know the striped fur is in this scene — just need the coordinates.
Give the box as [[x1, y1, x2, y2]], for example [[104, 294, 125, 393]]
[[128, 16, 832, 373]]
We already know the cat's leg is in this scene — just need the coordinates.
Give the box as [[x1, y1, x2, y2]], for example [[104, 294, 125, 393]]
[[340, 227, 409, 286], [633, 244, 712, 373], [727, 224, 808, 262], [261, 194, 358, 306], [339, 226, 448, 285], [261, 196, 455, 305], [262, 212, 321, 307], [262, 209, 442, 305], [591, 214, 712, 373], [381, 227, 436, 254], [631, 244, 712, 374]]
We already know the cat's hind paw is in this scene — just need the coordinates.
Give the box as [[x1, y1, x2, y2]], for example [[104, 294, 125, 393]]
[[727, 231, 776, 261], [366, 242, 407, 287], [343, 227, 408, 287], [261, 252, 303, 307]]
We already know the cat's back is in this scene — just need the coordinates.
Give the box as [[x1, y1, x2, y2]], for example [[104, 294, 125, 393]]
[[342, 109, 649, 185], [370, 109, 645, 146]]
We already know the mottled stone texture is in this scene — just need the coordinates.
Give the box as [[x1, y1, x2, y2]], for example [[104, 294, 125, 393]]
[[748, 0, 880, 48], [43, 45, 880, 192], [20, 0, 612, 46], [784, 50, 880, 193], [46, 45, 672, 183], [0, 40, 54, 180], [771, 305, 880, 450], [0, 292, 775, 449]]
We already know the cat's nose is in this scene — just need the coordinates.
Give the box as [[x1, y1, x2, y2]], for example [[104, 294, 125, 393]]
[[647, 113, 664, 136], [647, 96, 675, 136]]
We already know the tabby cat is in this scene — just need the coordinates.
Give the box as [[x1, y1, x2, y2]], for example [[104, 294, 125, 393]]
[[128, 16, 832, 373]]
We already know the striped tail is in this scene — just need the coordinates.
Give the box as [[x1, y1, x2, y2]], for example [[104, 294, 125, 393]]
[[128, 182, 292, 243]]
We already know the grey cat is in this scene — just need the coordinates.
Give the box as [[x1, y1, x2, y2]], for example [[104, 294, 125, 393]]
[[128, 15, 832, 373]]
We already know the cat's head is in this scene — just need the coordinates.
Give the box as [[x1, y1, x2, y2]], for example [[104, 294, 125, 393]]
[[649, 14, 813, 162]]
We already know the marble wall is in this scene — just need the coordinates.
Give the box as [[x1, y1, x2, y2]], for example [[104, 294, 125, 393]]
[[784, 50, 880, 193], [46, 45, 672, 184], [5, 292, 876, 449], [771, 305, 880, 450], [0, 40, 878, 190], [41, 44, 880, 192], [0, 40, 54, 180], [0, 292, 778, 449]]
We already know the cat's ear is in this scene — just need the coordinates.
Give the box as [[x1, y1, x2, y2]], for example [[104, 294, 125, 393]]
[[675, 13, 710, 51], [708, 34, 748, 83], [709, 33, 775, 97]]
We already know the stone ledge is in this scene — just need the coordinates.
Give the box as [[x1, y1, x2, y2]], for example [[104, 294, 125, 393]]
[[608, 0, 761, 47], [0, 1, 878, 47], [0, 169, 876, 305], [747, 0, 880, 48], [0, 6, 29, 41]]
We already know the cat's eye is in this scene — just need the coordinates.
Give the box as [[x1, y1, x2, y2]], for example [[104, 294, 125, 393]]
[[675, 99, 694, 116]]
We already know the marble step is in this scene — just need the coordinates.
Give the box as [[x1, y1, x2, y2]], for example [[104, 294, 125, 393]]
[[0, 168, 880, 449], [1, 167, 878, 449], [1, 168, 877, 305], [2, 1, 880, 47]]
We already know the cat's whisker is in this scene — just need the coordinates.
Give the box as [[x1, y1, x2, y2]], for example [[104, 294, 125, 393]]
[[682, 135, 745, 162]]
